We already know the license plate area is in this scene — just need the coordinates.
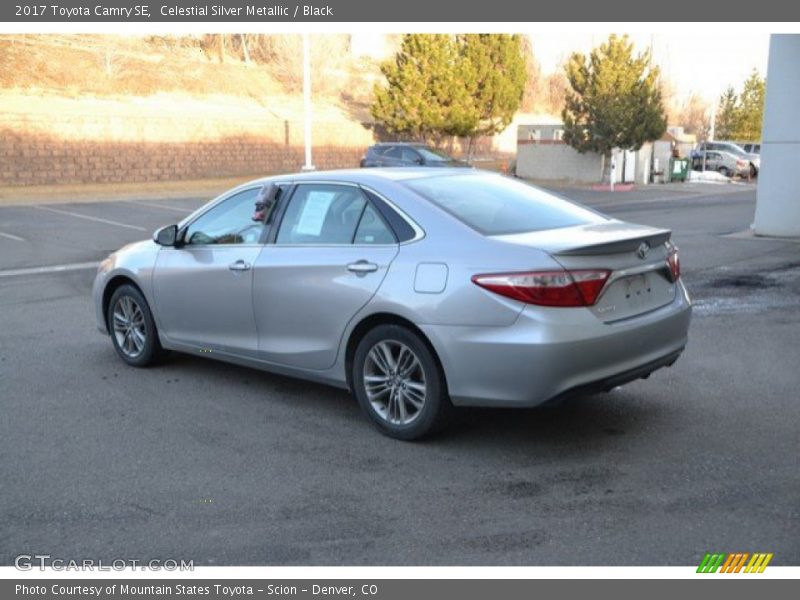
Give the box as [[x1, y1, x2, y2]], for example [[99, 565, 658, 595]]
[[623, 273, 653, 308], [592, 271, 676, 322]]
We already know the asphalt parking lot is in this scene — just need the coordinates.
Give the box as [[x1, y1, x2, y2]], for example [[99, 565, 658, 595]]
[[1, 182, 798, 565]]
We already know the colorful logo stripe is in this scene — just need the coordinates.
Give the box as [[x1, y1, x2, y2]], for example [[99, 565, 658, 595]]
[[697, 553, 773, 573]]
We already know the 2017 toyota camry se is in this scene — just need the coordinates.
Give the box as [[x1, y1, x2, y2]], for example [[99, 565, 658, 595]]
[[93, 169, 691, 440]]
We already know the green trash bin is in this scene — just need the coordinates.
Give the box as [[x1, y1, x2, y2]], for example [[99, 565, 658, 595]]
[[669, 158, 690, 182]]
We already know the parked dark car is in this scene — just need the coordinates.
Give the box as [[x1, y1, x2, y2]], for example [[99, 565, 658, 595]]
[[360, 143, 469, 168]]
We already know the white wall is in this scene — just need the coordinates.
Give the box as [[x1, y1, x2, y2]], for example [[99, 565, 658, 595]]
[[754, 34, 800, 237], [516, 143, 603, 182]]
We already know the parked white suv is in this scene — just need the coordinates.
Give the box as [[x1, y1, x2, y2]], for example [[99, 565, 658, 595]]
[[739, 142, 761, 154]]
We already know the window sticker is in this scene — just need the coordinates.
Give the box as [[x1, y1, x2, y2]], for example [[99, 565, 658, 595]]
[[295, 191, 336, 236]]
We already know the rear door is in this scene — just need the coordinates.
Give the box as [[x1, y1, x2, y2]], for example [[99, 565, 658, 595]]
[[252, 183, 399, 370], [705, 152, 722, 170]]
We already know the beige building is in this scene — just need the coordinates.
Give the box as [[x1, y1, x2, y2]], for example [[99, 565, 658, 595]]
[[516, 123, 653, 184]]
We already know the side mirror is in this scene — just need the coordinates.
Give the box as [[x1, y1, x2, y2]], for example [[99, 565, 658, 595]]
[[154, 224, 178, 247]]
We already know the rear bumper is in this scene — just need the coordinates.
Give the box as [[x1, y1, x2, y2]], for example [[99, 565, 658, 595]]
[[420, 281, 691, 407], [544, 347, 684, 405]]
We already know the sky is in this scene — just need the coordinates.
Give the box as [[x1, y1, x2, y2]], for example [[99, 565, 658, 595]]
[[530, 32, 770, 103]]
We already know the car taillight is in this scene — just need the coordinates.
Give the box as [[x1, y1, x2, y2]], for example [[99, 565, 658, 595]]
[[666, 245, 680, 282], [471, 269, 610, 307]]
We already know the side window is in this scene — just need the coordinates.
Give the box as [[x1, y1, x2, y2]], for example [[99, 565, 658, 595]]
[[184, 188, 264, 245], [369, 146, 387, 158], [354, 203, 396, 244], [276, 184, 367, 245], [384, 147, 403, 160], [401, 147, 420, 163], [365, 189, 417, 243]]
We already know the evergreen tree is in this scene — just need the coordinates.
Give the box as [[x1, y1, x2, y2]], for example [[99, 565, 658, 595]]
[[735, 70, 765, 141], [371, 34, 467, 142], [562, 34, 667, 182], [371, 34, 526, 150], [715, 86, 739, 140], [458, 34, 527, 156]]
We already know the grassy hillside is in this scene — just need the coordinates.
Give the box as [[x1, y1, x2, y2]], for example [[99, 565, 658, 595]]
[[0, 34, 377, 143]]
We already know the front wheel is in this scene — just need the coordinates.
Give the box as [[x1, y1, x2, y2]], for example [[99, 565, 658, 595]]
[[718, 166, 730, 177], [352, 325, 452, 440], [107, 284, 167, 367]]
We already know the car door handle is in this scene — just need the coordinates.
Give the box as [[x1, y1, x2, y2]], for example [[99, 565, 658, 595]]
[[228, 260, 251, 272], [347, 260, 378, 274]]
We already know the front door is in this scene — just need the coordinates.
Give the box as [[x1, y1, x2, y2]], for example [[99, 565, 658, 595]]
[[253, 183, 399, 370], [152, 187, 266, 356]]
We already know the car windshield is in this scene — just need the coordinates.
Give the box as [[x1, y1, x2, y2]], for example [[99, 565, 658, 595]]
[[415, 147, 454, 162], [405, 174, 607, 235]]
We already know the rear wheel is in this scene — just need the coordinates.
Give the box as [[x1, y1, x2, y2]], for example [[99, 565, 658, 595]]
[[107, 284, 167, 367], [352, 325, 451, 440], [718, 166, 730, 177], [749, 163, 757, 178]]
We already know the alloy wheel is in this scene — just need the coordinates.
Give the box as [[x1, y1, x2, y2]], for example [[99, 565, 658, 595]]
[[363, 340, 427, 425], [112, 295, 147, 359]]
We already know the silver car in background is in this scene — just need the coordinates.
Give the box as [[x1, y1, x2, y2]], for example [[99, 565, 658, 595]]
[[93, 169, 691, 440], [692, 150, 751, 178], [695, 141, 760, 177]]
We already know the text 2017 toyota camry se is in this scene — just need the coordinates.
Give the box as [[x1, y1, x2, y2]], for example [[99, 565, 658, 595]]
[[93, 169, 691, 440]]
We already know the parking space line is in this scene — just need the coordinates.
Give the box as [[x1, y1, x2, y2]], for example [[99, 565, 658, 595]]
[[0, 231, 25, 242], [125, 199, 193, 213], [0, 261, 99, 278], [32, 205, 147, 231]]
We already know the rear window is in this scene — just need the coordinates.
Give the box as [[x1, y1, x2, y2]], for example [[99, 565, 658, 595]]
[[368, 146, 389, 157], [416, 147, 453, 162], [404, 174, 606, 235]]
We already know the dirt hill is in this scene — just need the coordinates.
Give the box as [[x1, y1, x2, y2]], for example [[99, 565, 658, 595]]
[[0, 34, 377, 144]]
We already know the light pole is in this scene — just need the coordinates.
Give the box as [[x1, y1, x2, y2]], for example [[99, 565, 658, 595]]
[[703, 98, 717, 173], [302, 33, 315, 171]]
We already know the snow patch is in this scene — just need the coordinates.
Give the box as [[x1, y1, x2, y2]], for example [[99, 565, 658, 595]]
[[687, 170, 733, 184]]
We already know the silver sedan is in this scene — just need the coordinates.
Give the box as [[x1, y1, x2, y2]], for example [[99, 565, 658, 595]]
[[93, 169, 691, 440]]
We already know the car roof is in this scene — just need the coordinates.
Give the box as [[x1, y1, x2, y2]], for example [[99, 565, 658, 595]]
[[239, 167, 480, 189], [371, 142, 428, 147]]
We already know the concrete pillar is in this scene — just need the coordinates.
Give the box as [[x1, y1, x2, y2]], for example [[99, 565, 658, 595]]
[[754, 34, 800, 237]]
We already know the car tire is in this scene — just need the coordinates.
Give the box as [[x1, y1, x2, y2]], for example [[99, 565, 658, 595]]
[[718, 167, 730, 177], [106, 284, 167, 367], [750, 164, 757, 178], [352, 324, 452, 440]]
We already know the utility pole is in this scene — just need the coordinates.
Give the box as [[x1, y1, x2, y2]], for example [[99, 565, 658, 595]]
[[709, 100, 716, 141], [703, 96, 717, 173], [302, 33, 315, 171]]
